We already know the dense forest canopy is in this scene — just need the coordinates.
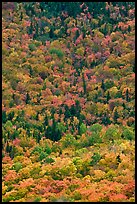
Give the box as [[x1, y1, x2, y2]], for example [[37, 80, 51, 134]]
[[2, 2, 135, 202]]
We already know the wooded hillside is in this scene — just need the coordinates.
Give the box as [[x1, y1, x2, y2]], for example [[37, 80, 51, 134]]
[[2, 2, 135, 202]]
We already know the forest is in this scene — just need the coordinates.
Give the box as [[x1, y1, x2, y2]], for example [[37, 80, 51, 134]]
[[2, 2, 135, 202]]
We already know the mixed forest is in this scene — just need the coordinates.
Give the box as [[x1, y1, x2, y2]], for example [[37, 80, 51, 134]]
[[2, 2, 135, 202]]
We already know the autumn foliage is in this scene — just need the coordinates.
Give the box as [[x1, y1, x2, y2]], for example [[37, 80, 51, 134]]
[[2, 2, 135, 202]]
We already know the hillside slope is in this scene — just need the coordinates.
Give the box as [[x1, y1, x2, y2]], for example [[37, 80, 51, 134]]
[[2, 2, 135, 202]]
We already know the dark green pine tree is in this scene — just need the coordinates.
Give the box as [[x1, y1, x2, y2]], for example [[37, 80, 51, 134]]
[[29, 66, 33, 76], [8, 111, 14, 121], [34, 23, 39, 39], [102, 113, 111, 125], [9, 146, 16, 159], [101, 79, 105, 91], [2, 111, 7, 123], [116, 155, 121, 164], [12, 93, 15, 100], [20, 11, 23, 21], [73, 29, 80, 43], [59, 108, 63, 116], [28, 21, 33, 35], [90, 60, 96, 68], [49, 28, 54, 39], [36, 132, 41, 143], [126, 88, 130, 102], [122, 102, 126, 109], [26, 92, 31, 104], [106, 91, 111, 103], [82, 72, 87, 95], [6, 141, 10, 153], [70, 105, 76, 117], [128, 25, 131, 33], [82, 30, 86, 39], [11, 130, 19, 141], [103, 23, 108, 35], [35, 112, 39, 121], [37, 92, 41, 104], [52, 118, 57, 141], [113, 109, 119, 124], [75, 100, 81, 118], [64, 105, 71, 120], [51, 107, 55, 118], [44, 115, 49, 126], [46, 126, 52, 140]]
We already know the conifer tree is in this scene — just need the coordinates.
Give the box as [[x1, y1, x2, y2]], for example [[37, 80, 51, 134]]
[[102, 113, 111, 125], [101, 79, 105, 91], [122, 102, 126, 109], [126, 88, 130, 102], [44, 115, 49, 126], [5, 141, 10, 153], [49, 28, 54, 39], [113, 109, 119, 124], [82, 72, 87, 95], [35, 112, 39, 121], [36, 132, 41, 143], [2, 111, 7, 123], [106, 91, 111, 103], [26, 92, 31, 104], [128, 25, 131, 33], [75, 29, 80, 39], [8, 111, 14, 121]]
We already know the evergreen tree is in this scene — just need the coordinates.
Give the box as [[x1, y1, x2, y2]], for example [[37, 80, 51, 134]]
[[51, 107, 55, 118], [75, 100, 81, 118], [37, 94, 41, 104], [29, 66, 33, 76], [9, 146, 16, 159], [90, 60, 96, 68], [6, 141, 13, 155], [2, 111, 7, 123], [6, 141, 10, 153], [122, 103, 126, 109], [35, 112, 39, 121], [70, 104, 76, 117], [49, 28, 54, 39], [28, 21, 33, 35], [128, 25, 131, 33], [64, 105, 71, 119], [25, 92, 31, 104], [74, 29, 80, 42], [8, 111, 14, 121], [46, 126, 52, 140], [101, 79, 105, 91], [106, 91, 111, 103], [44, 115, 49, 126], [116, 154, 121, 164], [113, 109, 119, 124], [12, 93, 15, 100], [45, 117, 62, 141], [20, 11, 23, 21], [59, 108, 63, 115], [76, 30, 80, 39], [52, 118, 56, 140], [36, 132, 41, 143], [82, 72, 87, 95], [10, 130, 17, 140], [126, 88, 130, 102], [52, 118, 61, 141], [102, 113, 111, 125]]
